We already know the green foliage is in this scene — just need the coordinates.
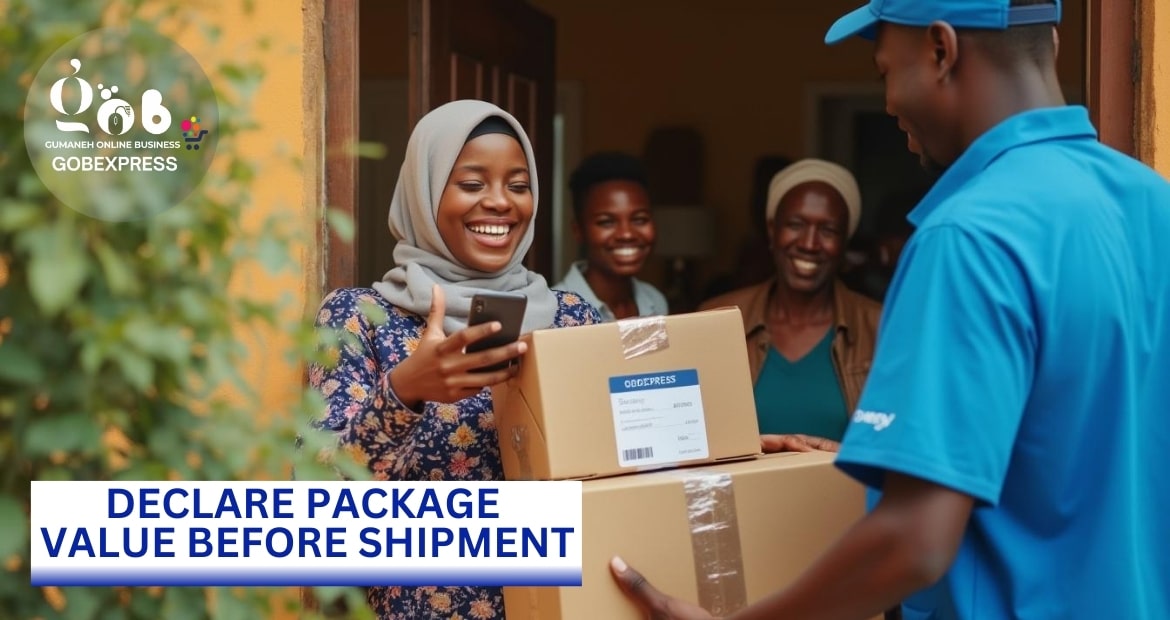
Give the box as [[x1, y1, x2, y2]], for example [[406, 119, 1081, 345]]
[[0, 1, 370, 618]]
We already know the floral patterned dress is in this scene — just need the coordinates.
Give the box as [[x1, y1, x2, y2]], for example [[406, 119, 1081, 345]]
[[308, 287, 599, 619]]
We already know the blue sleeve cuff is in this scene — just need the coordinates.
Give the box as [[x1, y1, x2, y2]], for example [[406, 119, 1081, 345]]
[[835, 445, 1002, 506]]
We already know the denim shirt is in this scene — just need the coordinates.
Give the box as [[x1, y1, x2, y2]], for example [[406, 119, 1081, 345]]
[[553, 260, 669, 322]]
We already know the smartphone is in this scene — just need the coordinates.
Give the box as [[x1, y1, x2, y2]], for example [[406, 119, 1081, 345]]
[[465, 292, 528, 372]]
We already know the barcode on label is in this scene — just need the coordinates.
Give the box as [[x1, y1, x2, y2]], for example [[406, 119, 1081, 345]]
[[622, 446, 654, 461]]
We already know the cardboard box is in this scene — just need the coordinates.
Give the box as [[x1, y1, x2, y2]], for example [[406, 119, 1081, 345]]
[[492, 309, 761, 481], [504, 452, 871, 620]]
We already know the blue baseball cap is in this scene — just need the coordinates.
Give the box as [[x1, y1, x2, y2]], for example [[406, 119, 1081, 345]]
[[825, 0, 1061, 45]]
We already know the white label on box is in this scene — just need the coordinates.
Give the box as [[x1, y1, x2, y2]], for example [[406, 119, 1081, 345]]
[[608, 369, 709, 467]]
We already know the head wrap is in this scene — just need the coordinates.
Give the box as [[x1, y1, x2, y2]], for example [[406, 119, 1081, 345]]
[[765, 158, 862, 238], [372, 99, 558, 335], [465, 115, 520, 143]]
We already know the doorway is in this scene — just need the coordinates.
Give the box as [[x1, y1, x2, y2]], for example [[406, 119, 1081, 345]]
[[321, 0, 1126, 301]]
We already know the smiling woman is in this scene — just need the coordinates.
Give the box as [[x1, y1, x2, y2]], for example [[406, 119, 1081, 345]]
[[699, 158, 883, 452], [553, 151, 669, 321], [307, 99, 601, 619], [435, 123, 535, 274]]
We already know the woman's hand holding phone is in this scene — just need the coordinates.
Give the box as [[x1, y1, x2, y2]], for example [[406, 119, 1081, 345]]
[[389, 285, 528, 408]]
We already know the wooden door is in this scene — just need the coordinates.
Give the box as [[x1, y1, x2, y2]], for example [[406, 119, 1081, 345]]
[[408, 0, 557, 280]]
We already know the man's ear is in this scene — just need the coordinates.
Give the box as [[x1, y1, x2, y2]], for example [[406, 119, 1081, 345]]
[[1052, 26, 1060, 60], [571, 218, 582, 245], [927, 21, 960, 82]]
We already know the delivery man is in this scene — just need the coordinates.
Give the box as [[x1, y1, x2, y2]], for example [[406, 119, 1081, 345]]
[[610, 0, 1170, 618]]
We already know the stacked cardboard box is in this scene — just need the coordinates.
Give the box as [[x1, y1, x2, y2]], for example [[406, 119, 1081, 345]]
[[492, 309, 761, 481], [491, 309, 869, 619]]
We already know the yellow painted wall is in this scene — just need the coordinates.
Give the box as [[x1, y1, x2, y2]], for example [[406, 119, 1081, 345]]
[[1141, 0, 1168, 176], [166, 0, 315, 424], [169, 3, 314, 615]]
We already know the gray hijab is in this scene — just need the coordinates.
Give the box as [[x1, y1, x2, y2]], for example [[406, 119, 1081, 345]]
[[372, 99, 558, 335]]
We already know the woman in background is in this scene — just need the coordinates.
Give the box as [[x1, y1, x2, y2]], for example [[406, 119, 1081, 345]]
[[700, 158, 881, 453], [554, 152, 669, 321], [308, 100, 599, 619]]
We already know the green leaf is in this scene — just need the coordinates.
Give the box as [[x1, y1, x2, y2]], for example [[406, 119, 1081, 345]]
[[112, 462, 170, 482], [36, 467, 76, 481], [79, 341, 104, 374], [93, 241, 141, 296], [349, 140, 387, 160], [175, 287, 211, 323], [25, 413, 103, 456], [125, 587, 164, 618], [357, 302, 389, 327], [112, 350, 154, 392], [161, 582, 208, 620], [146, 427, 185, 467], [219, 63, 247, 82], [0, 495, 28, 562], [325, 207, 355, 243], [122, 318, 191, 363], [212, 587, 268, 620], [17, 171, 48, 198], [58, 586, 102, 620], [0, 200, 42, 230], [27, 223, 88, 316], [256, 234, 290, 274], [0, 343, 45, 384], [97, 604, 132, 620]]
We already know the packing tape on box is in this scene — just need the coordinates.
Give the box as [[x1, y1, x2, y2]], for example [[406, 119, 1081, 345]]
[[681, 470, 748, 615], [617, 315, 670, 359]]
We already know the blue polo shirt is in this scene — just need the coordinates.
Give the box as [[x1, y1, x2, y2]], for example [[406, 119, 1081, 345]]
[[837, 106, 1170, 619]]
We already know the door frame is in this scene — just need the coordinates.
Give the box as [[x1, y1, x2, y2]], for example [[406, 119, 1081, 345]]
[[1085, 0, 1138, 156], [318, 0, 1141, 294], [322, 0, 362, 293]]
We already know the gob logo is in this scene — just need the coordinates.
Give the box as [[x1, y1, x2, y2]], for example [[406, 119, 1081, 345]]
[[51, 58, 172, 136], [25, 27, 218, 221]]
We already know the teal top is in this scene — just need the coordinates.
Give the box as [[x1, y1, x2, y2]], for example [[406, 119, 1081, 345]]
[[752, 328, 848, 441]]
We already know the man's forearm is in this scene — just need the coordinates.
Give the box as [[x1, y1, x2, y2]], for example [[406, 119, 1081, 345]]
[[727, 508, 934, 620]]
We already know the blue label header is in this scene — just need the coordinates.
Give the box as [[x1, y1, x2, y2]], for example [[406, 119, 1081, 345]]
[[608, 369, 699, 394]]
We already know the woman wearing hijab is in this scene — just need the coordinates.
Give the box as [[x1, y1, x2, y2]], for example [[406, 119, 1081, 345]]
[[699, 158, 882, 453], [308, 100, 600, 619]]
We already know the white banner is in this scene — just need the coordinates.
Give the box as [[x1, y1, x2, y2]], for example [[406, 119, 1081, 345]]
[[30, 480, 582, 587]]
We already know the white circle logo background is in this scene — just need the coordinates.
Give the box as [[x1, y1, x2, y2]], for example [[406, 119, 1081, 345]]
[[24, 27, 220, 221]]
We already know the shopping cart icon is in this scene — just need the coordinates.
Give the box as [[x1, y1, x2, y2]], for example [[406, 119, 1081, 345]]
[[180, 116, 209, 150], [184, 129, 208, 150]]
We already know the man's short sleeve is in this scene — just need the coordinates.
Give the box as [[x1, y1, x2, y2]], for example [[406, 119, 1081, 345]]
[[836, 224, 1036, 505]]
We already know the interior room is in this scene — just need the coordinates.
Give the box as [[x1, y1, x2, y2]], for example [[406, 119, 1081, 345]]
[[353, 0, 1087, 310]]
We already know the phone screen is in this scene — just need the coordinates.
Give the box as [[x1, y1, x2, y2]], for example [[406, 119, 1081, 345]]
[[465, 292, 528, 372]]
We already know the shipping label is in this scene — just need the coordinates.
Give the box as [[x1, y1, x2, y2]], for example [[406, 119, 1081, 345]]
[[608, 369, 709, 467]]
